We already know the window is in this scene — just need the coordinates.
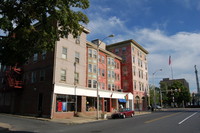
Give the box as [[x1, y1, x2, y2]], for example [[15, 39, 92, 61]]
[[108, 84, 111, 90], [40, 70, 45, 81], [56, 95, 75, 112], [93, 50, 97, 58], [123, 66, 127, 76], [112, 84, 115, 91], [134, 80, 137, 90], [88, 49, 92, 58], [93, 64, 97, 73], [132, 56, 135, 63], [132, 47, 134, 53], [75, 52, 80, 63], [108, 70, 111, 78], [61, 69, 66, 81], [102, 56, 105, 63], [98, 68, 101, 76], [115, 48, 119, 54], [75, 36, 80, 44], [74, 72, 79, 84], [145, 63, 148, 70], [102, 69, 105, 77], [146, 72, 148, 80], [133, 66, 136, 76], [31, 71, 36, 83], [102, 83, 105, 89], [122, 47, 126, 53], [93, 80, 97, 88], [42, 51, 47, 60], [33, 53, 38, 62], [88, 80, 92, 88], [112, 71, 115, 78], [107, 58, 111, 65], [122, 56, 126, 63], [88, 64, 92, 72], [62, 47, 67, 59], [111, 58, 115, 66]]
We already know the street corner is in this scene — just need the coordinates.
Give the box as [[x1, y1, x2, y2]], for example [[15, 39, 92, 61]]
[[0, 122, 11, 132]]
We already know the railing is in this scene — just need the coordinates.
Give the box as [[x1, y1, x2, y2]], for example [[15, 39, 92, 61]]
[[5, 65, 23, 89]]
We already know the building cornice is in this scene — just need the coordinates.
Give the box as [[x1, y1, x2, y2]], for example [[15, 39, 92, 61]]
[[107, 39, 149, 54], [86, 41, 122, 60]]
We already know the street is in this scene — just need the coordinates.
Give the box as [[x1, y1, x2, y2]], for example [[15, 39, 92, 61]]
[[0, 108, 200, 133]]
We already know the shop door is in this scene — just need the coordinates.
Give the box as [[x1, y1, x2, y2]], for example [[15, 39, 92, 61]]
[[104, 100, 107, 112]]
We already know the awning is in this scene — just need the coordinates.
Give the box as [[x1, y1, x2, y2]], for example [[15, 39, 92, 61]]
[[118, 99, 126, 103]]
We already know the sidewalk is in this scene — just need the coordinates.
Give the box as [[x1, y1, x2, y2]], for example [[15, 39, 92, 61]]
[[49, 111, 151, 125]]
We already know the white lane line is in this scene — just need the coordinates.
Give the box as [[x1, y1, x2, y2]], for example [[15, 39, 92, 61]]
[[178, 112, 198, 125]]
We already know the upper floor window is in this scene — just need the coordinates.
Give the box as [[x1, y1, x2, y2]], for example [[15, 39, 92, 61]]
[[132, 56, 135, 63], [107, 58, 111, 65], [40, 70, 45, 81], [108, 70, 111, 78], [60, 69, 66, 81], [102, 56, 105, 63], [62, 47, 67, 59], [88, 64, 92, 73], [42, 51, 47, 60], [122, 47, 126, 53], [115, 48, 119, 54], [93, 50, 97, 59], [75, 36, 80, 44], [88, 80, 92, 88], [31, 71, 36, 83], [111, 58, 115, 66], [93, 80, 97, 88], [102, 69, 105, 77], [88, 49, 92, 58], [112, 71, 115, 78], [93, 64, 97, 73], [33, 53, 38, 62], [132, 47, 134, 53], [134, 80, 137, 90], [122, 56, 126, 63], [74, 72, 79, 84], [75, 52, 80, 63]]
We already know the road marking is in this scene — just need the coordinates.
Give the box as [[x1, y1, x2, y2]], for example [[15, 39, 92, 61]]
[[178, 112, 198, 125], [145, 112, 180, 124]]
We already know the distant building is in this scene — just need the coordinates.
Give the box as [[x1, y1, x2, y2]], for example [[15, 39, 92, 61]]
[[160, 78, 189, 90], [107, 40, 149, 111]]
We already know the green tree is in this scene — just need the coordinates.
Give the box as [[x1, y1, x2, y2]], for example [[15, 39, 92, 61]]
[[0, 0, 89, 66], [167, 81, 191, 107]]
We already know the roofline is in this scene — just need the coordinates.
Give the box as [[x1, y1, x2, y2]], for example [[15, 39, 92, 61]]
[[107, 39, 149, 54], [86, 41, 122, 60]]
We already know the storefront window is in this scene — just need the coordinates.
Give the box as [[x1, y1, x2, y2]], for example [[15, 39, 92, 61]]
[[86, 97, 96, 111], [56, 95, 75, 112]]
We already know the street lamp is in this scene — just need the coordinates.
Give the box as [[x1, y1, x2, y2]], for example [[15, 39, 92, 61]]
[[152, 69, 162, 110], [96, 34, 114, 120]]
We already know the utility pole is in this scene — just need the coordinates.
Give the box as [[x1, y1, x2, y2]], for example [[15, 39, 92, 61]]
[[194, 65, 200, 94]]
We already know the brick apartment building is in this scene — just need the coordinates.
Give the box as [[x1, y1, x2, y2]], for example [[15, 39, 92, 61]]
[[0, 28, 137, 119], [107, 40, 149, 110]]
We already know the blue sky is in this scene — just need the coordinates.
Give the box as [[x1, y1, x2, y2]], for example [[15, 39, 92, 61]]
[[84, 0, 200, 93]]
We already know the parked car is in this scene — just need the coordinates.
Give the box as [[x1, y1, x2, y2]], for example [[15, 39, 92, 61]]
[[111, 108, 134, 119], [155, 105, 162, 109]]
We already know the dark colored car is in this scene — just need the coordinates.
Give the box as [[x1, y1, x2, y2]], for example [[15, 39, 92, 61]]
[[111, 108, 135, 119]]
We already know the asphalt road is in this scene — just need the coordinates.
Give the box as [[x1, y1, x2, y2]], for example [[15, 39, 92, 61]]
[[0, 108, 200, 133]]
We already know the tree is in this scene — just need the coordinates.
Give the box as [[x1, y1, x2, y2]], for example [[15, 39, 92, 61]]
[[0, 0, 89, 66], [166, 81, 191, 107]]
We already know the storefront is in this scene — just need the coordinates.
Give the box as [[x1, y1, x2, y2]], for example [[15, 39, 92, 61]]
[[53, 84, 134, 118]]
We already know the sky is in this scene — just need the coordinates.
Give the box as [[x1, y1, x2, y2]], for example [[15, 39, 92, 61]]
[[83, 0, 200, 93]]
